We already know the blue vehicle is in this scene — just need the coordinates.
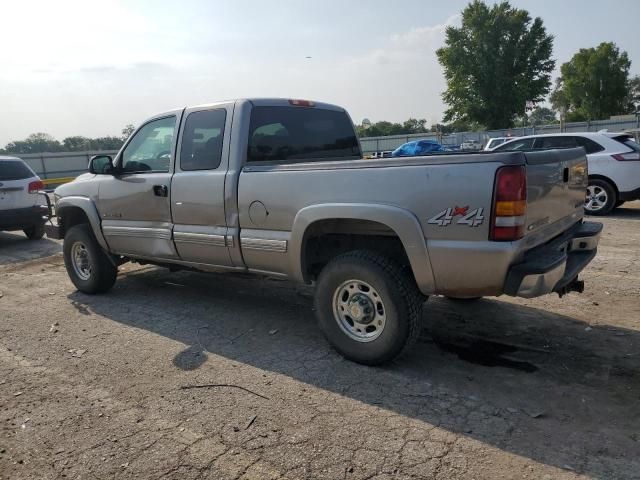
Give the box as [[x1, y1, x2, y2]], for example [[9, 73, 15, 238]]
[[391, 139, 445, 157]]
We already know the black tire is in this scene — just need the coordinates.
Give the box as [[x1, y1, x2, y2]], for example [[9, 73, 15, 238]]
[[314, 250, 424, 365], [585, 179, 617, 216], [445, 296, 482, 302], [63, 224, 117, 294], [23, 223, 45, 240], [615, 200, 625, 209]]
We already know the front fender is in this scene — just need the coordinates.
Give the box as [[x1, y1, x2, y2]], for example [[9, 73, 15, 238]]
[[57, 196, 109, 251], [290, 203, 436, 295]]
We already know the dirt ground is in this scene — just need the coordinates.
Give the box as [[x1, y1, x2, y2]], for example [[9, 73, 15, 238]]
[[1, 203, 639, 480]]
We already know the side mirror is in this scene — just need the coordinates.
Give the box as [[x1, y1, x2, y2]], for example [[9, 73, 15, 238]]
[[88, 155, 114, 175]]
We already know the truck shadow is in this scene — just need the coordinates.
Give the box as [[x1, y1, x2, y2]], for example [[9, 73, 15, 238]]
[[0, 231, 61, 265], [69, 266, 640, 478]]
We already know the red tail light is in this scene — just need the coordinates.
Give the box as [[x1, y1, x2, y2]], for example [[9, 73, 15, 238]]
[[490, 165, 527, 241], [288, 99, 315, 107], [28, 180, 44, 194], [611, 152, 640, 161]]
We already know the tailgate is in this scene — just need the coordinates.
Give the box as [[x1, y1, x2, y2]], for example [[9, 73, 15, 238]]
[[522, 148, 587, 246], [0, 179, 29, 211]]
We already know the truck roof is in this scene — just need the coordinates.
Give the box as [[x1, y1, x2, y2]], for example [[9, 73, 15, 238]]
[[155, 98, 346, 119]]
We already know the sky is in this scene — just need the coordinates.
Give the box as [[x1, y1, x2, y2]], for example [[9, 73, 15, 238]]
[[1, 0, 639, 146]]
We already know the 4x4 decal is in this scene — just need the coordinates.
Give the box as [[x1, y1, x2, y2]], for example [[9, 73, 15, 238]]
[[428, 206, 485, 227]]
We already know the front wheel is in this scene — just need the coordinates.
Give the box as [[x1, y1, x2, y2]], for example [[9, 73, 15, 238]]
[[584, 179, 616, 216], [314, 250, 424, 365], [63, 224, 117, 294]]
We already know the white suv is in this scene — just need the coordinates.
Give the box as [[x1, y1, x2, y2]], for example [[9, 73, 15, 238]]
[[0, 156, 48, 239], [494, 132, 640, 215]]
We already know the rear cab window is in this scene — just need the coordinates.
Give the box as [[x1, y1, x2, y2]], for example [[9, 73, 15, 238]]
[[0, 159, 35, 181], [247, 106, 360, 164]]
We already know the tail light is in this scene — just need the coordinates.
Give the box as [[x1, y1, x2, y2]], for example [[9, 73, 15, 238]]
[[28, 180, 44, 194], [611, 152, 640, 161], [288, 99, 315, 107], [490, 165, 527, 241]]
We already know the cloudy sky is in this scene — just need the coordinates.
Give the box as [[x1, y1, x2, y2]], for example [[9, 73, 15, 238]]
[[1, 0, 639, 146]]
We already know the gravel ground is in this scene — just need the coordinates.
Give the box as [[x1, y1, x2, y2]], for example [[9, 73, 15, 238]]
[[1, 203, 639, 480]]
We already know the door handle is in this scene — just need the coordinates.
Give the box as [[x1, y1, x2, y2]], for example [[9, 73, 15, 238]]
[[153, 185, 168, 197]]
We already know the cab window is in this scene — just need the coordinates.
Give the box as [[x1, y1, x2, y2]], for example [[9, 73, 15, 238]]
[[121, 116, 176, 173], [180, 109, 227, 171], [247, 106, 360, 163]]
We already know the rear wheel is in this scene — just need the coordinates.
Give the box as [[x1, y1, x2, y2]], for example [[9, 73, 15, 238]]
[[314, 250, 424, 365], [63, 224, 117, 294], [584, 179, 616, 216], [23, 223, 45, 240]]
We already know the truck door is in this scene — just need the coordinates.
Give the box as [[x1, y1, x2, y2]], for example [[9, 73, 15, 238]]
[[170, 103, 234, 267], [97, 113, 180, 259]]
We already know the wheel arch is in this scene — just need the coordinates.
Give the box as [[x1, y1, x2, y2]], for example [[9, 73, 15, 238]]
[[290, 203, 436, 295], [588, 174, 619, 197], [57, 196, 109, 250]]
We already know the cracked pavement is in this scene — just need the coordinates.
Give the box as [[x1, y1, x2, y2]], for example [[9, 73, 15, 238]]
[[1, 203, 639, 479]]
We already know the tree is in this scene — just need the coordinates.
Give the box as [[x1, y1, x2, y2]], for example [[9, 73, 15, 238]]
[[527, 107, 557, 126], [626, 75, 640, 112], [2, 133, 62, 154], [436, 0, 555, 129], [121, 124, 136, 140], [62, 136, 92, 151], [355, 118, 429, 137], [551, 42, 631, 121]]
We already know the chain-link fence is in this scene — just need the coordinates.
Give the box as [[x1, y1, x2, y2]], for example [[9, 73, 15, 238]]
[[359, 117, 640, 154]]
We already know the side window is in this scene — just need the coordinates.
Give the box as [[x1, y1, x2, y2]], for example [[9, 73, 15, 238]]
[[121, 116, 176, 173], [535, 136, 577, 149], [575, 136, 605, 154], [180, 109, 227, 171], [497, 138, 534, 151], [247, 106, 360, 163]]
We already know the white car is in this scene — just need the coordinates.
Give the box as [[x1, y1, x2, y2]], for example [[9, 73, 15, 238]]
[[484, 137, 514, 151], [494, 132, 640, 215], [460, 139, 482, 150], [0, 156, 48, 239]]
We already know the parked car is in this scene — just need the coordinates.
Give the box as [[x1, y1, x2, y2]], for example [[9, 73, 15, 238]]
[[494, 132, 640, 215], [460, 139, 482, 150], [47, 98, 601, 365], [0, 156, 48, 239], [391, 140, 444, 157], [484, 137, 513, 151]]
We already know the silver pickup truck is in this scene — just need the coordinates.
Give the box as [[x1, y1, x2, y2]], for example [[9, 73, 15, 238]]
[[47, 98, 602, 364]]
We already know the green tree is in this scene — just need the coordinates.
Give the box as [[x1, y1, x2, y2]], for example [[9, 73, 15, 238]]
[[626, 75, 640, 112], [62, 136, 91, 151], [121, 124, 136, 140], [3, 133, 62, 154], [356, 118, 428, 137], [551, 42, 631, 121], [436, 0, 555, 129], [527, 106, 557, 126]]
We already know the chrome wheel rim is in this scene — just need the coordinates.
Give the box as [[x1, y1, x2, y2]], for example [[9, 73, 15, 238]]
[[71, 242, 92, 281], [332, 280, 386, 342], [585, 185, 607, 212]]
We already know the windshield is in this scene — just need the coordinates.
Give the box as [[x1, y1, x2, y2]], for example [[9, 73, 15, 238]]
[[0, 159, 35, 181]]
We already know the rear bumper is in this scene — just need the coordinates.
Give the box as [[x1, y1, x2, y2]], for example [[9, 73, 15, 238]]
[[619, 187, 640, 202], [0, 205, 49, 231], [504, 221, 602, 298]]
